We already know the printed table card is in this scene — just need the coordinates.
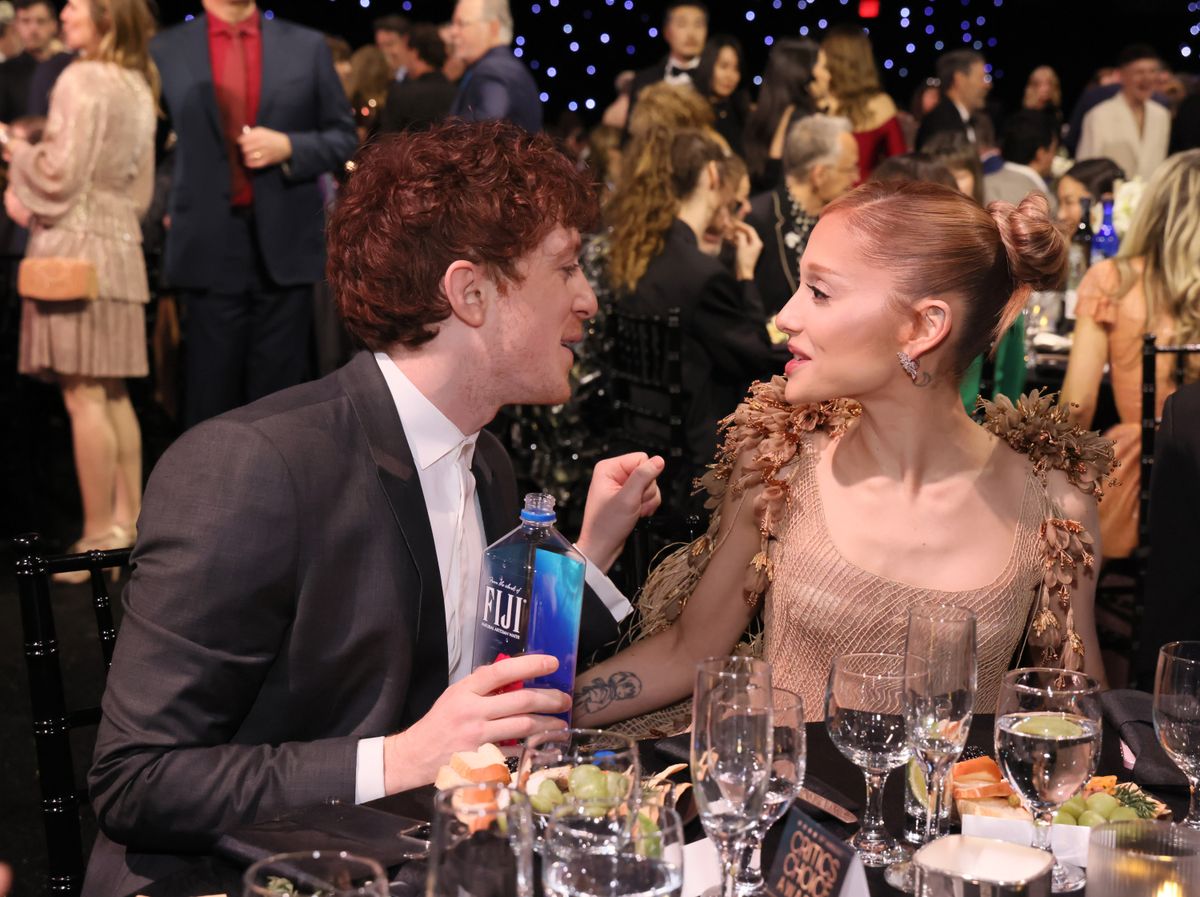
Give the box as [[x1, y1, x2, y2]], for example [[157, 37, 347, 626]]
[[764, 807, 869, 897]]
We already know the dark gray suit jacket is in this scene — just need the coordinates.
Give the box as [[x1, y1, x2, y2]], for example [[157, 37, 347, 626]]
[[150, 14, 357, 289], [84, 351, 622, 896], [448, 46, 542, 133]]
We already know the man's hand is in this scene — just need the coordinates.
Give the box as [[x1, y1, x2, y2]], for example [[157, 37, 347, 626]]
[[732, 220, 763, 281], [382, 654, 570, 794], [4, 187, 31, 228], [238, 126, 293, 169], [576, 452, 665, 572]]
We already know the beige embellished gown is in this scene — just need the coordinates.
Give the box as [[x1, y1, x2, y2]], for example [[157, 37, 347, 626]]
[[621, 378, 1114, 733], [12, 60, 156, 379]]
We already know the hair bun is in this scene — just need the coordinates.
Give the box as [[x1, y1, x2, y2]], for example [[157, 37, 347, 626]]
[[988, 193, 1068, 292]]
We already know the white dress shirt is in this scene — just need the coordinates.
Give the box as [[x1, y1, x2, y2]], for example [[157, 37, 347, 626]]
[[1077, 93, 1170, 181], [355, 352, 633, 802], [952, 98, 977, 144]]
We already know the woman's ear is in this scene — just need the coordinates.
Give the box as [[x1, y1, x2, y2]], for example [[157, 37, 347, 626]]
[[442, 260, 488, 328], [705, 159, 721, 193], [901, 297, 953, 361]]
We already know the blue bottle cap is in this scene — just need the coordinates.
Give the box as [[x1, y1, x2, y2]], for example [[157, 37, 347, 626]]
[[520, 492, 557, 523]]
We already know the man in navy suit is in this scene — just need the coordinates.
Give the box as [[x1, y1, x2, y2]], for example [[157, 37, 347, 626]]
[[151, 0, 357, 428], [447, 0, 542, 132]]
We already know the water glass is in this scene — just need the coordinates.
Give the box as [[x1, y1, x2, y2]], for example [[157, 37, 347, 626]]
[[1088, 819, 1200, 897], [887, 605, 977, 892], [691, 656, 774, 897], [426, 783, 534, 897], [543, 806, 686, 897], [734, 688, 806, 896], [825, 652, 911, 868], [243, 851, 387, 897], [517, 728, 640, 848], [995, 668, 1102, 893], [1153, 641, 1200, 829]]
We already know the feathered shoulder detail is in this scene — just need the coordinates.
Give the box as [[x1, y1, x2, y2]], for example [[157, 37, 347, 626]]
[[978, 390, 1117, 499]]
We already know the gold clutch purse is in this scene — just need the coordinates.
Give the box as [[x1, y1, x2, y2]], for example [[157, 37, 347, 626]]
[[18, 257, 100, 302]]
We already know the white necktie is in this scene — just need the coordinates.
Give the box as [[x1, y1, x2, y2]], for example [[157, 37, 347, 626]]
[[446, 441, 482, 681]]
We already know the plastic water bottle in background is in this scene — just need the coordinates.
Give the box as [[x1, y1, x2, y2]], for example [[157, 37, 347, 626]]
[[1090, 195, 1120, 266], [1061, 196, 1093, 330], [472, 493, 585, 721]]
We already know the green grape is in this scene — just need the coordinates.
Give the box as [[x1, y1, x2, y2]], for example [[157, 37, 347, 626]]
[[1085, 792, 1119, 817], [1053, 810, 1077, 826], [538, 779, 565, 808], [604, 772, 630, 801], [1061, 796, 1088, 818], [568, 765, 605, 797], [1077, 810, 1108, 827], [1108, 806, 1139, 822]]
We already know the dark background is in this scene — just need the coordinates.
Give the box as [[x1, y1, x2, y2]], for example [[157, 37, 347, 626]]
[[161, 0, 1200, 124]]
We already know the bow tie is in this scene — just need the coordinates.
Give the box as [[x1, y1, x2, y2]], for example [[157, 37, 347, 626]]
[[667, 64, 692, 79]]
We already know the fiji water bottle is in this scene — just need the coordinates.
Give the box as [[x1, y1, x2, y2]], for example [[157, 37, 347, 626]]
[[472, 493, 586, 721], [1090, 196, 1120, 265]]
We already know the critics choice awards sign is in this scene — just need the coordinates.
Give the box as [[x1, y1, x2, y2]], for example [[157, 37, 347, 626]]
[[765, 808, 869, 897]]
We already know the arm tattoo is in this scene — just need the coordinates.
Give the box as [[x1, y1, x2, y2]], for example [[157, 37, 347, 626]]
[[573, 671, 643, 715]]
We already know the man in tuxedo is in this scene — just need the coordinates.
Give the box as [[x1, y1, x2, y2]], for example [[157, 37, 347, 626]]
[[448, 0, 541, 132], [379, 23, 457, 133], [84, 121, 663, 897], [374, 14, 411, 82], [0, 0, 56, 122], [626, 1, 707, 126], [151, 0, 357, 429], [1134, 382, 1200, 689], [916, 49, 991, 150], [983, 110, 1059, 211]]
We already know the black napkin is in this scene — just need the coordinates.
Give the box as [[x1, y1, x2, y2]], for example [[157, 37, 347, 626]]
[[1100, 689, 1188, 792]]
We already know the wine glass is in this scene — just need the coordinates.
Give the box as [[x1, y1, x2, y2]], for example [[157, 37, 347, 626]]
[[885, 605, 977, 892], [825, 652, 911, 868], [517, 728, 640, 849], [243, 851, 387, 897], [734, 688, 806, 896], [426, 783, 534, 897], [543, 806, 686, 897], [1154, 641, 1200, 829], [691, 656, 774, 897], [995, 668, 1102, 893]]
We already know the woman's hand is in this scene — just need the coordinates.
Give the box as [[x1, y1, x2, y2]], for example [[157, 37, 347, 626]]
[[732, 220, 763, 281], [4, 187, 31, 228]]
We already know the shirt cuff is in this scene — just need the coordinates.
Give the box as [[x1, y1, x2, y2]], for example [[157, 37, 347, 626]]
[[355, 736, 387, 805], [580, 551, 634, 623]]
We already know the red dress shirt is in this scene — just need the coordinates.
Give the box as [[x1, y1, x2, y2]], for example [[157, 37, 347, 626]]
[[208, 12, 262, 207]]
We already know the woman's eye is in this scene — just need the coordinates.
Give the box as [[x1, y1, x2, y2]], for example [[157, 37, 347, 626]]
[[808, 284, 830, 302]]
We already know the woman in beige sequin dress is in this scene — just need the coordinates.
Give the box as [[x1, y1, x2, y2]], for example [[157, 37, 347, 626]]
[[577, 182, 1110, 728], [3, 0, 157, 562]]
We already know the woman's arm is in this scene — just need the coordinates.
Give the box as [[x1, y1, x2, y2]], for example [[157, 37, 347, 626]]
[[1060, 262, 1118, 429], [573, 474, 766, 727]]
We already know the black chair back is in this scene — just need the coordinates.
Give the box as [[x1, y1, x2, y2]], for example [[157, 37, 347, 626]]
[[13, 533, 130, 896]]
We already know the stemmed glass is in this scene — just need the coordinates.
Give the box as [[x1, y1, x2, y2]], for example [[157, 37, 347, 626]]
[[1154, 641, 1200, 829], [734, 688, 806, 896], [995, 668, 1103, 893], [517, 728, 640, 849], [244, 851, 387, 897], [885, 605, 978, 892], [426, 782, 535, 897], [542, 806, 686, 897], [825, 652, 911, 867], [691, 656, 774, 897]]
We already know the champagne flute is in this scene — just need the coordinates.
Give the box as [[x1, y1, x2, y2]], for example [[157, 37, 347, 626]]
[[543, 806, 686, 897], [1154, 641, 1200, 829], [691, 656, 774, 897], [734, 688, 806, 896], [243, 851, 387, 897], [995, 668, 1102, 893], [885, 605, 977, 892], [426, 783, 535, 897], [825, 652, 911, 867]]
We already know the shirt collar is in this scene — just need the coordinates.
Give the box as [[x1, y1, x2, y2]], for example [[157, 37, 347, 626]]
[[208, 10, 259, 38], [1003, 160, 1049, 193], [667, 55, 699, 71], [373, 352, 477, 471], [951, 99, 971, 124]]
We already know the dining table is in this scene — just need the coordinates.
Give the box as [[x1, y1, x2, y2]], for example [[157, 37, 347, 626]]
[[134, 712, 1186, 897]]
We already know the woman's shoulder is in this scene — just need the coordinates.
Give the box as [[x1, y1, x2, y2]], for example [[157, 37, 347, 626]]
[[860, 92, 898, 128]]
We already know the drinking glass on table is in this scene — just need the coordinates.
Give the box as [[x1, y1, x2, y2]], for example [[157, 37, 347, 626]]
[[885, 605, 977, 892], [825, 652, 911, 868], [734, 688, 806, 896], [426, 782, 534, 897], [995, 668, 1102, 893], [543, 805, 686, 897], [691, 656, 774, 897], [1154, 641, 1200, 829], [244, 851, 387, 897], [517, 728, 640, 849]]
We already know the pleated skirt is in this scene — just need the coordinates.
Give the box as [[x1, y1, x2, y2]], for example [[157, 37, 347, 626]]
[[18, 296, 148, 380]]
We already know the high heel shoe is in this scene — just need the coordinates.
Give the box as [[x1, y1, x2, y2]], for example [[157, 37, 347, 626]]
[[51, 526, 134, 585]]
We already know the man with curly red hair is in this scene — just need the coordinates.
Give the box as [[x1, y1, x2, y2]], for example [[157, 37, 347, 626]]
[[84, 121, 663, 897]]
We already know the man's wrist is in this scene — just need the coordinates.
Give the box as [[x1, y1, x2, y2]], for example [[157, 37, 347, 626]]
[[383, 728, 428, 795]]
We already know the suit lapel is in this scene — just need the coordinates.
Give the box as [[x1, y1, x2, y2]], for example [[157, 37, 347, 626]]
[[338, 352, 448, 724], [181, 15, 223, 141], [772, 188, 797, 295], [257, 13, 279, 123]]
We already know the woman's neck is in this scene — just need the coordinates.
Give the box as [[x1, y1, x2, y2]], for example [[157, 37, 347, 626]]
[[676, 193, 713, 244], [835, 383, 994, 492]]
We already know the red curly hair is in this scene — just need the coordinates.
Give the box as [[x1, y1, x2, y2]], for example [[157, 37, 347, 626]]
[[328, 120, 599, 351]]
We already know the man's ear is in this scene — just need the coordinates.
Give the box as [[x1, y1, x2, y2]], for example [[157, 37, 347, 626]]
[[443, 260, 488, 328]]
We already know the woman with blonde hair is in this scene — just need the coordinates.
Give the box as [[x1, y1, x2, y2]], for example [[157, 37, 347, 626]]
[[813, 24, 905, 180], [1061, 149, 1200, 558], [1023, 65, 1062, 115], [3, 0, 157, 575], [348, 44, 391, 139]]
